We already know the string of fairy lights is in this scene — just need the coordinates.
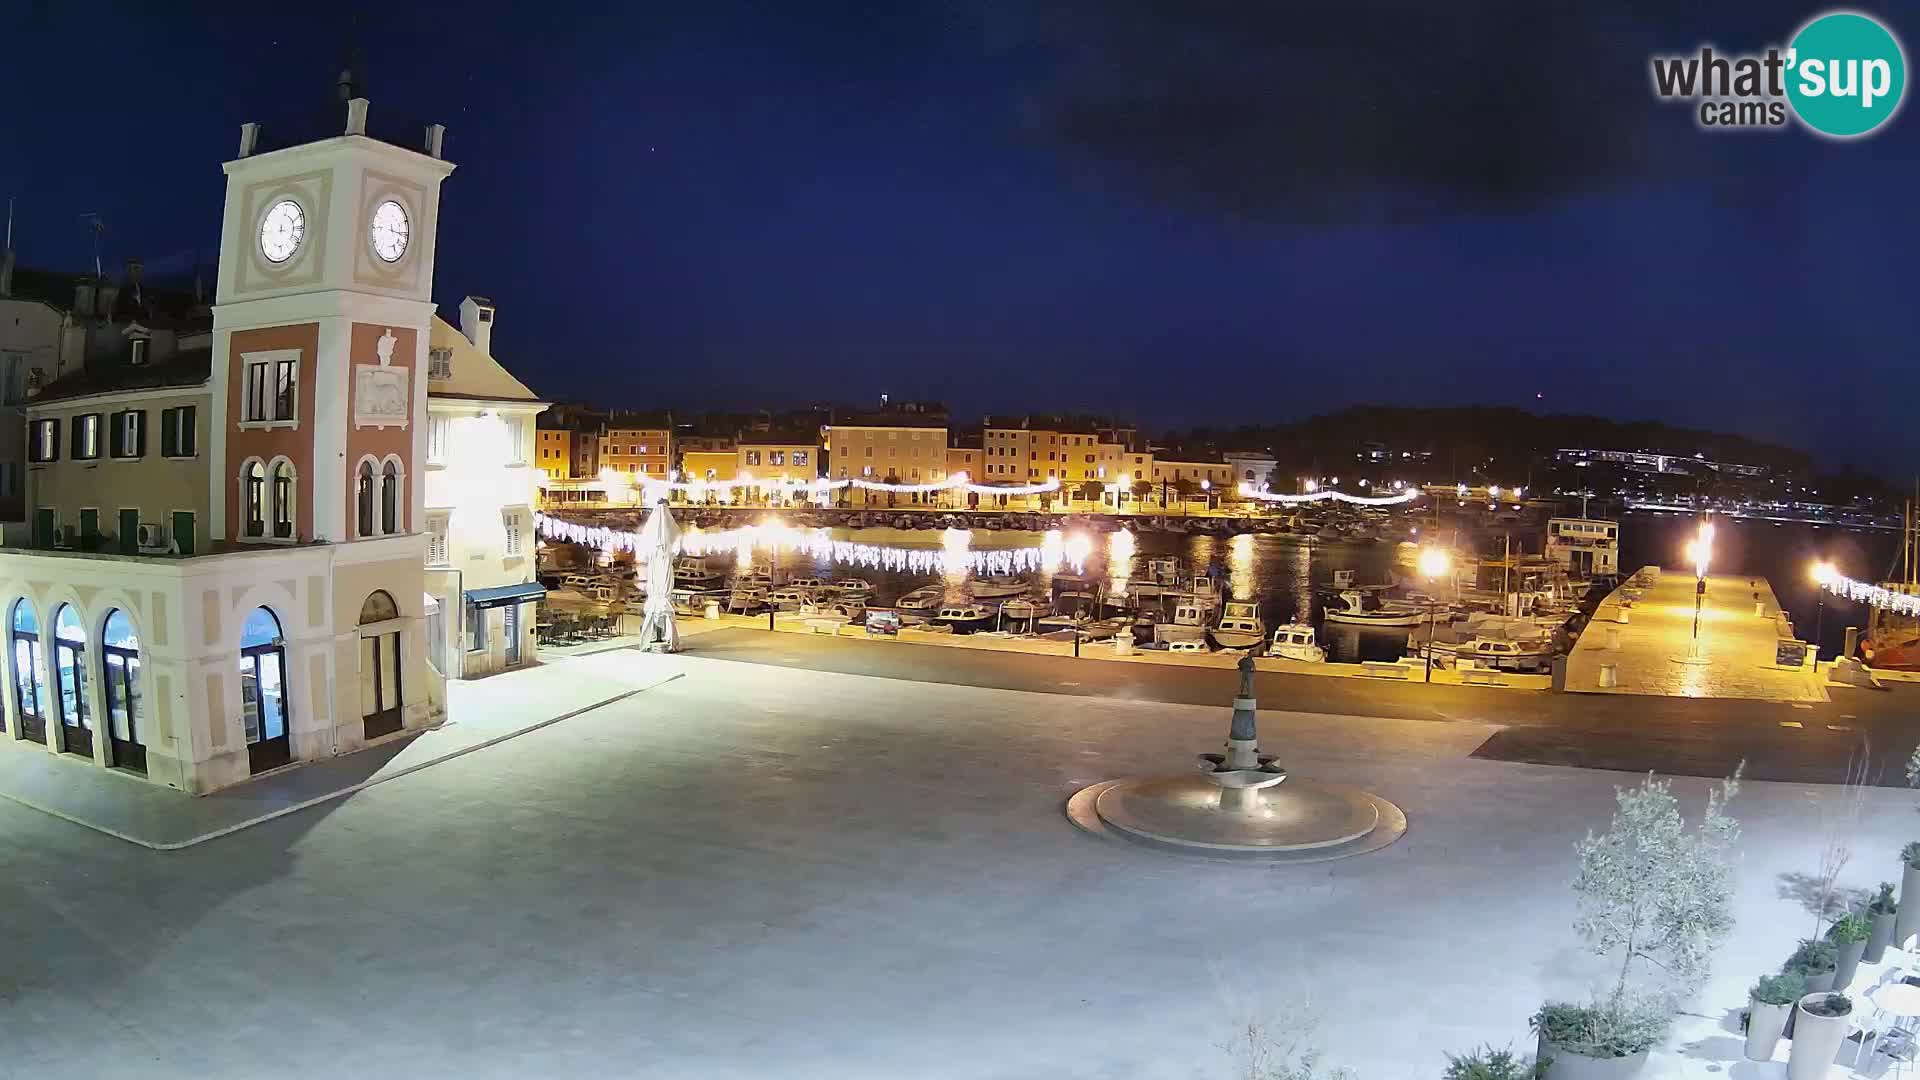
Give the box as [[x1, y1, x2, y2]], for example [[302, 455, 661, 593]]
[[1235, 484, 1421, 507], [1817, 567, 1920, 616], [534, 513, 1093, 576], [602, 470, 1062, 500]]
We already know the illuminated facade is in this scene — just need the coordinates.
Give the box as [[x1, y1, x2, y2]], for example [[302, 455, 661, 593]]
[[534, 424, 571, 479], [423, 298, 548, 679], [0, 91, 452, 792], [600, 414, 672, 479], [826, 414, 948, 505]]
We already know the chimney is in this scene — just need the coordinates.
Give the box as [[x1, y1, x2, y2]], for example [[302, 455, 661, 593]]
[[238, 122, 260, 158], [459, 295, 495, 356], [424, 123, 446, 160], [345, 97, 369, 136]]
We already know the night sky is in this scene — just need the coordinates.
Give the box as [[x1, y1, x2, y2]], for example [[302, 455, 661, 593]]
[[9, 2, 1917, 468]]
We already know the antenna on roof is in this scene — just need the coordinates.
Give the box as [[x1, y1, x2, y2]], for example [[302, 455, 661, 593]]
[[336, 14, 364, 103], [77, 212, 105, 278], [5, 196, 13, 250]]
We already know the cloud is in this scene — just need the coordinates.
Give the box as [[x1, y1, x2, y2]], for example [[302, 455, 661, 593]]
[[963, 0, 1828, 223]]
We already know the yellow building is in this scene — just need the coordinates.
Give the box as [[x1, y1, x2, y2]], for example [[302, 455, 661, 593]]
[[534, 425, 571, 479], [1151, 459, 1233, 509], [827, 414, 947, 506], [681, 450, 736, 484]]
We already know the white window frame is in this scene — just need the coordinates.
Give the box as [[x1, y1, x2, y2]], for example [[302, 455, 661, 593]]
[[502, 509, 525, 557], [427, 513, 451, 567], [29, 418, 59, 463], [73, 413, 102, 460], [427, 415, 451, 464], [239, 349, 300, 430]]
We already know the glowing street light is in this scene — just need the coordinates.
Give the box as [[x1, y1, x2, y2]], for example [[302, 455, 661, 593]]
[[1811, 559, 1839, 656], [1686, 520, 1714, 655], [1417, 547, 1451, 683], [1304, 478, 1319, 493]]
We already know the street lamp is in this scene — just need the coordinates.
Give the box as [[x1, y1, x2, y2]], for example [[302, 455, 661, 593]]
[[1201, 478, 1211, 513], [1417, 546, 1451, 682], [1811, 559, 1838, 654], [1685, 521, 1714, 656]]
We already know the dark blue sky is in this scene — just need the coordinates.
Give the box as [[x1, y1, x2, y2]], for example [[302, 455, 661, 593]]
[[9, 2, 1917, 470]]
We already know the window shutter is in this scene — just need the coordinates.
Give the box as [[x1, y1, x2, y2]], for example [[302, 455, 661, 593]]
[[135, 411, 147, 457]]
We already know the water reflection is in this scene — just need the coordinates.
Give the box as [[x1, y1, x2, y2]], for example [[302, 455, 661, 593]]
[[1107, 530, 1137, 600], [1228, 533, 1256, 601]]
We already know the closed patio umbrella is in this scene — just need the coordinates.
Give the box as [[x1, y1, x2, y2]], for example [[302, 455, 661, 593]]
[[638, 497, 682, 653]]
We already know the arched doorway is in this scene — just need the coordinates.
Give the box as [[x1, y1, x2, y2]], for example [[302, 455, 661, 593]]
[[101, 610, 146, 774], [358, 590, 403, 739], [240, 607, 292, 774], [52, 603, 91, 758], [10, 600, 46, 744]]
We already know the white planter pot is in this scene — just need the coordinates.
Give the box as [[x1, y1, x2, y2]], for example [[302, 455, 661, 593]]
[[1538, 1037, 1648, 1080], [1897, 862, 1920, 948], [1787, 993, 1852, 1080], [1744, 998, 1790, 1061]]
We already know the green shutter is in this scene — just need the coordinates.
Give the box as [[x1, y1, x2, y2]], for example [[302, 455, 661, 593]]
[[33, 508, 54, 548], [171, 511, 194, 556], [119, 509, 139, 554], [78, 508, 98, 546]]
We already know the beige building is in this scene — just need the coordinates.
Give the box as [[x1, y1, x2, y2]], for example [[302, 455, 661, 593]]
[[827, 413, 948, 506], [0, 91, 453, 792], [424, 298, 547, 679], [1151, 459, 1233, 508]]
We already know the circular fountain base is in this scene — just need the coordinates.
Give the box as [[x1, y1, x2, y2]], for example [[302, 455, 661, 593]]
[[1066, 775, 1406, 862]]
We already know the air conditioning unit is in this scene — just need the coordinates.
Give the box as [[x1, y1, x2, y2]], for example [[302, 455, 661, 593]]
[[50, 524, 72, 548], [136, 522, 170, 552]]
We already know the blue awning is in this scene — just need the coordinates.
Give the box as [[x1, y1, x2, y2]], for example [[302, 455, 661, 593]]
[[465, 582, 547, 609]]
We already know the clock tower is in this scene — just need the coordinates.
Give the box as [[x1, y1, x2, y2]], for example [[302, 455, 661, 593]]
[[210, 97, 455, 545]]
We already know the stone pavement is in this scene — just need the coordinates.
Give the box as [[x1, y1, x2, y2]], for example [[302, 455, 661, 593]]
[[0, 650, 1909, 1078], [1568, 566, 1827, 702], [0, 647, 684, 848]]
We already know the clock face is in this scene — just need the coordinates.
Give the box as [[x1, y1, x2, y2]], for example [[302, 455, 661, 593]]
[[369, 200, 410, 263], [259, 199, 305, 264]]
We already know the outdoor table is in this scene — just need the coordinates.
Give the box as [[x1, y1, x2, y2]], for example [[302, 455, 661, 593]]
[[1872, 983, 1920, 1033]]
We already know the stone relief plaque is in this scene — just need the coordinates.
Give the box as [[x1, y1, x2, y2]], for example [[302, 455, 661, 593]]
[[353, 327, 410, 429]]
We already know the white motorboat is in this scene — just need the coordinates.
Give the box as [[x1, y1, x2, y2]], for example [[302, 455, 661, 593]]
[[674, 558, 724, 589], [734, 568, 776, 591], [1269, 623, 1327, 663], [1167, 639, 1208, 653], [1152, 601, 1209, 646], [968, 575, 1030, 600], [825, 597, 867, 622], [724, 587, 769, 615], [787, 577, 832, 598], [831, 578, 874, 598], [1455, 636, 1555, 673], [893, 585, 946, 614], [1331, 568, 1357, 589], [1322, 589, 1424, 628], [998, 597, 1043, 627], [933, 605, 995, 633], [765, 588, 809, 612], [1208, 601, 1267, 651]]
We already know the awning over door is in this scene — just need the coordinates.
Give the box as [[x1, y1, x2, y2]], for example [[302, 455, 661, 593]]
[[465, 582, 547, 609]]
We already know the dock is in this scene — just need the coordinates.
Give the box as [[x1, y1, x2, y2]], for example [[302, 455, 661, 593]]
[[1565, 566, 1825, 702]]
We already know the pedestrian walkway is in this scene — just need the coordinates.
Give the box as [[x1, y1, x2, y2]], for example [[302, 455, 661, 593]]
[[0, 649, 687, 848], [1566, 565, 1826, 702]]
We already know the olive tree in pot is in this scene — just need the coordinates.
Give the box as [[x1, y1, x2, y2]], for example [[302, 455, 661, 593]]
[[1533, 770, 1743, 1079], [1897, 842, 1920, 948], [1444, 1045, 1547, 1079], [1865, 881, 1899, 962], [1744, 972, 1805, 1062], [1787, 993, 1853, 1080], [1826, 913, 1871, 989]]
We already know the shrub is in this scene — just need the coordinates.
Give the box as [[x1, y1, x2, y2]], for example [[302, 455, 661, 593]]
[[1903, 841, 1920, 869], [1873, 881, 1899, 914], [1531, 993, 1669, 1059], [1442, 1045, 1545, 1080], [1751, 971, 1807, 1006], [1785, 938, 1838, 975], [1828, 913, 1871, 944], [1805, 993, 1852, 1018]]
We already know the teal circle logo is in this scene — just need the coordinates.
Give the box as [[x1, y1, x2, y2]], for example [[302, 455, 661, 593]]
[[1787, 11, 1907, 137]]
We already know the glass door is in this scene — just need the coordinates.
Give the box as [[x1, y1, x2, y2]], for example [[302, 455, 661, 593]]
[[242, 646, 291, 773], [53, 605, 90, 759], [360, 632, 403, 739], [504, 603, 521, 666]]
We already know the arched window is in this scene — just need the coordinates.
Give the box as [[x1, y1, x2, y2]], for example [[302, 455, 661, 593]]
[[244, 460, 266, 537], [360, 590, 399, 624], [356, 460, 376, 537], [10, 599, 46, 744], [101, 609, 145, 774], [381, 460, 401, 535], [271, 460, 295, 539], [52, 603, 91, 758], [240, 607, 291, 774]]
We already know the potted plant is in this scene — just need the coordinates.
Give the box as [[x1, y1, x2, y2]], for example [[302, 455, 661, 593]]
[[1866, 881, 1900, 961], [1533, 997, 1667, 1079], [1898, 841, 1920, 947], [1827, 913, 1871, 989], [1535, 771, 1742, 1078], [1787, 992, 1852, 1080], [1446, 1045, 1547, 1079], [1785, 938, 1839, 993], [1744, 971, 1804, 1061]]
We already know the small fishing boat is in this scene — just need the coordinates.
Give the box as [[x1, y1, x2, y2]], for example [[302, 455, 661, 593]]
[[831, 578, 874, 598], [933, 605, 995, 633], [1269, 623, 1327, 663], [1322, 589, 1424, 628], [893, 585, 946, 614], [787, 577, 832, 598], [1208, 601, 1267, 651], [998, 597, 1043, 629], [674, 557, 724, 589], [765, 588, 809, 612], [1152, 601, 1209, 646], [968, 575, 1030, 600], [724, 587, 769, 615]]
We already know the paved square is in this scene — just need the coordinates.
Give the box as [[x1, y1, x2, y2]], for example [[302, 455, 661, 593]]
[[0, 651, 1899, 1078]]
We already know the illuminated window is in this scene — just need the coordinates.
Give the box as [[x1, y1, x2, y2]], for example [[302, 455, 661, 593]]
[[271, 460, 295, 538], [243, 460, 266, 537]]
